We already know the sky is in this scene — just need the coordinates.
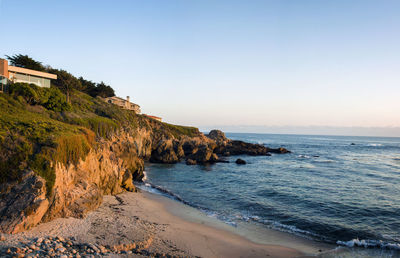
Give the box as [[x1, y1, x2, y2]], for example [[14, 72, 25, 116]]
[[1, 0, 399, 136]]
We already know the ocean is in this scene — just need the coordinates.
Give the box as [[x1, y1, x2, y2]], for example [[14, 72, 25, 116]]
[[138, 133, 400, 257]]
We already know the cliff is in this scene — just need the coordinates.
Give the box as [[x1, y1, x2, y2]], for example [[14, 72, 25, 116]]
[[0, 84, 289, 234]]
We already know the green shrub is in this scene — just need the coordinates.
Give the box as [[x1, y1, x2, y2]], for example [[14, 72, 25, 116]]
[[8, 83, 70, 112], [42, 87, 70, 112], [9, 83, 40, 105]]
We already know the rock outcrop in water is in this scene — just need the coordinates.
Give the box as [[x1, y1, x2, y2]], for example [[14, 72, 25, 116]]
[[235, 158, 246, 165], [149, 129, 290, 165]]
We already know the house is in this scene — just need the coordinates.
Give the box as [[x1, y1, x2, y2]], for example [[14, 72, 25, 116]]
[[105, 96, 141, 114], [0, 59, 57, 90], [144, 114, 162, 122]]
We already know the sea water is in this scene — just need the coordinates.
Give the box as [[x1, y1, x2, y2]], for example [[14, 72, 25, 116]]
[[138, 133, 400, 257]]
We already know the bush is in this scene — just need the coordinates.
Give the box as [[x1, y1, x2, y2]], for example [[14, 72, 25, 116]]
[[42, 87, 70, 112], [8, 83, 70, 112], [9, 83, 40, 105]]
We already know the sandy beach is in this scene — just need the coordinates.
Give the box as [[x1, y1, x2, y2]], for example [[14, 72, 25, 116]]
[[0, 190, 335, 257]]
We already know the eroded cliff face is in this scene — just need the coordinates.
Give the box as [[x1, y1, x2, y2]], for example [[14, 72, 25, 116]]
[[0, 128, 153, 234]]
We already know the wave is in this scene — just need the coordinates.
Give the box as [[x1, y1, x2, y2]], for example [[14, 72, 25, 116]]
[[139, 182, 192, 206], [140, 183, 324, 238], [138, 182, 323, 239], [137, 182, 400, 252], [142, 171, 148, 182], [255, 218, 323, 240], [337, 239, 400, 250], [367, 143, 384, 147], [313, 159, 335, 163], [298, 155, 311, 159]]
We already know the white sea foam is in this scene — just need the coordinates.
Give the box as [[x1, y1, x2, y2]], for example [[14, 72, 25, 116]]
[[299, 164, 315, 169], [313, 159, 335, 163], [337, 239, 400, 250], [142, 171, 148, 182], [368, 143, 384, 147], [269, 221, 321, 239]]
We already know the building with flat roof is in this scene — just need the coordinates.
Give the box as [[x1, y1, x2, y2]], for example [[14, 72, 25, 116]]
[[105, 96, 141, 114], [0, 59, 57, 90]]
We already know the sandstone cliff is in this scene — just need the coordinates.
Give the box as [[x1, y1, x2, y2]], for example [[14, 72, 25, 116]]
[[0, 87, 289, 234]]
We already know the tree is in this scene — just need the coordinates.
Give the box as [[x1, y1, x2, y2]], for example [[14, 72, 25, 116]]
[[79, 78, 115, 98], [48, 69, 82, 103], [79, 77, 97, 97], [94, 81, 115, 98], [6, 54, 45, 71]]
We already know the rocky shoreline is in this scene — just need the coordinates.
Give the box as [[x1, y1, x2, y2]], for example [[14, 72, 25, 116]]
[[0, 127, 290, 236], [0, 235, 176, 258]]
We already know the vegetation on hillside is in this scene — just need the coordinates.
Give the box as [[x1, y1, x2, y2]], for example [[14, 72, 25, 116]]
[[0, 54, 200, 195]]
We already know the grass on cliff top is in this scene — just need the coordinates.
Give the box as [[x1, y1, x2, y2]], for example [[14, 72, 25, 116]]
[[0, 92, 95, 194], [162, 123, 200, 138]]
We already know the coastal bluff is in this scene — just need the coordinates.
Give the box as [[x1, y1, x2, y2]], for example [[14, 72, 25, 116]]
[[0, 128, 289, 234], [0, 88, 289, 234]]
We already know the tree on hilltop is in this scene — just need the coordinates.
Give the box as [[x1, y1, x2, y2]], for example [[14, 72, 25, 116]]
[[5, 54, 45, 71], [95, 81, 115, 98]]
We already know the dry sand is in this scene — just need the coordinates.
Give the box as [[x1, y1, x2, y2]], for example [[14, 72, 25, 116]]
[[0, 191, 336, 257]]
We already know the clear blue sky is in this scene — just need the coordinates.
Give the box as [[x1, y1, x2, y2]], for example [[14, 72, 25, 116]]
[[1, 0, 399, 136]]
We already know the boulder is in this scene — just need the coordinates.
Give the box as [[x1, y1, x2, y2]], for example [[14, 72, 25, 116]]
[[150, 139, 179, 164], [181, 141, 198, 156], [121, 170, 135, 192], [268, 147, 291, 154], [235, 158, 246, 165], [185, 159, 197, 165], [215, 140, 269, 156], [187, 145, 213, 164], [0, 171, 49, 234], [207, 130, 229, 145], [209, 153, 219, 163]]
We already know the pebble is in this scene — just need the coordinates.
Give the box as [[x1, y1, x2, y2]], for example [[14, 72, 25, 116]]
[[0, 236, 148, 257], [57, 247, 66, 253], [0, 234, 6, 241]]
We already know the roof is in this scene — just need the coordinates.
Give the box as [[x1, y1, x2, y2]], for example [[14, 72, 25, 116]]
[[106, 96, 140, 106], [145, 114, 162, 119], [107, 96, 127, 102], [8, 66, 57, 80]]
